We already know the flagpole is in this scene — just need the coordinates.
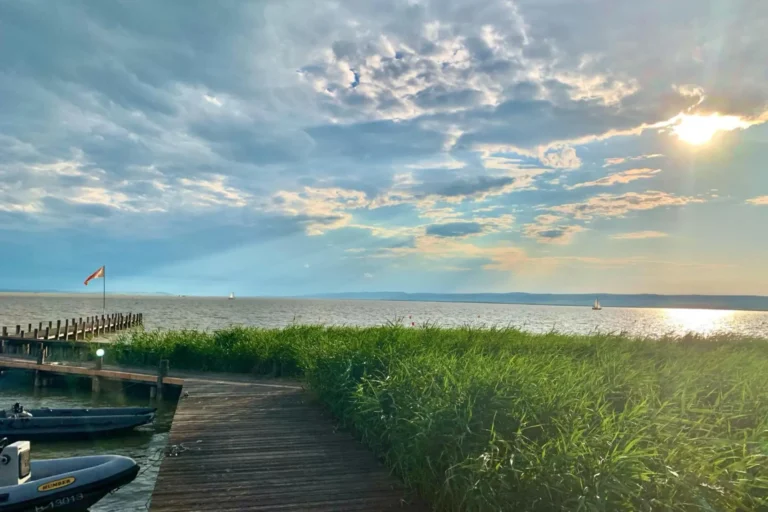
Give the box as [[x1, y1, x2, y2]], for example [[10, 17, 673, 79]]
[[103, 265, 106, 315]]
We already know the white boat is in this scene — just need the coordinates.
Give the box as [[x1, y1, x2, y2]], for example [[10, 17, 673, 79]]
[[228, 292, 235, 300], [592, 298, 602, 310], [0, 439, 138, 511]]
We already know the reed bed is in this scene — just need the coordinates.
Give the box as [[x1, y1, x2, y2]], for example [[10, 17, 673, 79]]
[[110, 326, 768, 511]]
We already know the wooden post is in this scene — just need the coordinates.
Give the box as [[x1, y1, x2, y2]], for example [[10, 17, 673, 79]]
[[38, 322, 42, 332], [36, 342, 45, 364], [56, 320, 61, 340], [44, 327, 50, 341], [95, 354, 103, 371], [48, 321, 52, 330], [92, 376, 101, 393], [28, 323, 32, 334], [157, 359, 169, 400], [15, 325, 20, 335], [33, 328, 38, 340], [1, 326, 6, 337], [63, 320, 70, 341]]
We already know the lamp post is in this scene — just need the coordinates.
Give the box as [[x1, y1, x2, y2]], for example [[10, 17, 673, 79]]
[[96, 348, 105, 370]]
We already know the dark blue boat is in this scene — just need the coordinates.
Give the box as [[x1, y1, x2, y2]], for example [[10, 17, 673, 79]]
[[0, 404, 155, 440]]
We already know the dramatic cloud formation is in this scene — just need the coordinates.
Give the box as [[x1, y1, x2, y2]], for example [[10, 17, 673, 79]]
[[0, 0, 766, 294]]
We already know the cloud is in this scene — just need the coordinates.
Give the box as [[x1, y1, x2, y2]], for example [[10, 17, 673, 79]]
[[538, 145, 582, 169], [364, 272, 374, 278], [548, 191, 705, 220], [611, 230, 669, 240], [426, 221, 484, 238], [522, 214, 585, 245], [523, 223, 586, 245], [746, 196, 768, 205], [416, 175, 517, 200], [603, 154, 664, 167], [565, 168, 661, 190]]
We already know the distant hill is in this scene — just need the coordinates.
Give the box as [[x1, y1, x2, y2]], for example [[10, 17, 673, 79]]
[[307, 292, 768, 311]]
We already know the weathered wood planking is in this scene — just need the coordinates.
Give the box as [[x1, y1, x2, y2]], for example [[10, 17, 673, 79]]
[[150, 382, 425, 512]]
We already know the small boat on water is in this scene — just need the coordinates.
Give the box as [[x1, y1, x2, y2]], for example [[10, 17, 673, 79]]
[[592, 297, 602, 310], [0, 438, 138, 511], [228, 292, 235, 300], [0, 404, 155, 441]]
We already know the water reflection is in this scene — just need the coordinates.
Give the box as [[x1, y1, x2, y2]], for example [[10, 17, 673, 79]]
[[662, 308, 736, 336]]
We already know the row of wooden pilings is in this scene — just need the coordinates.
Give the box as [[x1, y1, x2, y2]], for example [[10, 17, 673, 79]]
[[1, 313, 143, 343]]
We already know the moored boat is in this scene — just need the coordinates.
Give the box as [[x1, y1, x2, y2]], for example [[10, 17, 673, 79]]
[[0, 404, 155, 441], [0, 439, 138, 511]]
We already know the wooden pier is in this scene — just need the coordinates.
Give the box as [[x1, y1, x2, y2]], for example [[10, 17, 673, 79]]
[[0, 312, 142, 344], [0, 355, 425, 510], [150, 381, 423, 511]]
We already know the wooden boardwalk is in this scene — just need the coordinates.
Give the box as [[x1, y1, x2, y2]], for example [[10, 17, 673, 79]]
[[150, 381, 424, 512]]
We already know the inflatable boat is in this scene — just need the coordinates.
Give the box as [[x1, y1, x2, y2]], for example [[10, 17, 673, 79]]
[[0, 439, 138, 511], [0, 404, 156, 440]]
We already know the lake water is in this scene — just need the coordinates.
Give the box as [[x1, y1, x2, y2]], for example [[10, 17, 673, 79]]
[[0, 372, 176, 511], [1, 294, 767, 338]]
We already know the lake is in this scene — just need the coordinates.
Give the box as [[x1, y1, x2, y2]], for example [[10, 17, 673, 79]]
[[1, 294, 767, 338], [0, 372, 176, 511]]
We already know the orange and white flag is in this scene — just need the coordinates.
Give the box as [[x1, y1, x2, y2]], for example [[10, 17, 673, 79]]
[[84, 266, 105, 286]]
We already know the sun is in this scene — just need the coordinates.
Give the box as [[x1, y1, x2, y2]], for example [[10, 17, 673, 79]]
[[672, 113, 751, 145]]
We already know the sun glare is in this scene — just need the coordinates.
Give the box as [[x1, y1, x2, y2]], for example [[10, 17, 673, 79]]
[[663, 308, 735, 335], [672, 114, 751, 145]]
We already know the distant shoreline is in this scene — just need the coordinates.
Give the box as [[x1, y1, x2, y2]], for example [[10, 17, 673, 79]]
[[1, 291, 767, 312]]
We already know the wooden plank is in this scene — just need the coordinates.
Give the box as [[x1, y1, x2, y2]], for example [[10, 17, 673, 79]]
[[150, 382, 423, 512], [0, 356, 184, 386]]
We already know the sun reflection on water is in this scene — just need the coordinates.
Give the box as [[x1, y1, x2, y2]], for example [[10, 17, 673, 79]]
[[662, 308, 735, 335]]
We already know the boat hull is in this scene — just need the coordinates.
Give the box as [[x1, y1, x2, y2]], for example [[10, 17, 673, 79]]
[[23, 407, 155, 418], [0, 456, 139, 512], [0, 413, 155, 441]]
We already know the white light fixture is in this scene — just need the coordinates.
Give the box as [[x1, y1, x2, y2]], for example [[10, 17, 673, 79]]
[[96, 348, 105, 358]]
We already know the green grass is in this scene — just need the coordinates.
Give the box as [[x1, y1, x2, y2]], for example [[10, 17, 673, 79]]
[[109, 326, 768, 511]]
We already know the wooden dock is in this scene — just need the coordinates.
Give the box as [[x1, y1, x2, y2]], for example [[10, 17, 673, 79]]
[[0, 353, 425, 510], [150, 381, 424, 511], [1, 312, 142, 343]]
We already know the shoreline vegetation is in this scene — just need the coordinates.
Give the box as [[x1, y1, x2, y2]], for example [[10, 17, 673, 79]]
[[110, 326, 767, 511]]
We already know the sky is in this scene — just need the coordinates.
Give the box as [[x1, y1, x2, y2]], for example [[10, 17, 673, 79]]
[[0, 0, 766, 297]]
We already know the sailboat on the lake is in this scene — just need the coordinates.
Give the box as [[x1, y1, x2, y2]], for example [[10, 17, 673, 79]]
[[229, 292, 235, 300], [592, 297, 602, 310]]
